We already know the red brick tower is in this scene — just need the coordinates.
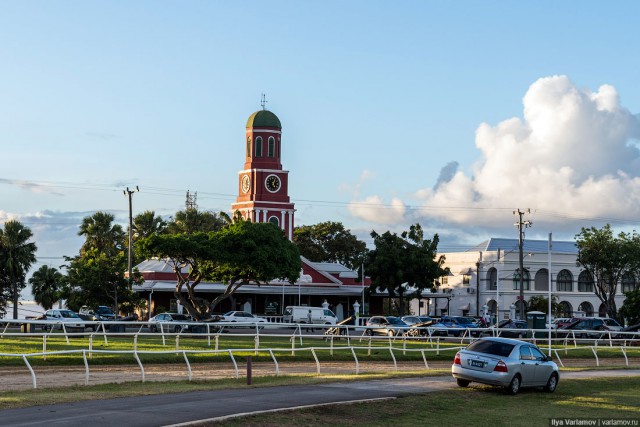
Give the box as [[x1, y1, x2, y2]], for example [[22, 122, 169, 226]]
[[231, 107, 295, 239]]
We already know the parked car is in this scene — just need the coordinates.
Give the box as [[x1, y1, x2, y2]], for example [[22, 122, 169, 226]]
[[557, 317, 623, 339], [220, 311, 268, 328], [432, 315, 481, 337], [451, 337, 559, 395], [401, 315, 433, 326], [364, 316, 409, 336], [484, 319, 530, 339], [403, 318, 438, 337], [43, 309, 86, 331], [79, 305, 117, 321], [546, 317, 571, 330], [149, 313, 193, 333]]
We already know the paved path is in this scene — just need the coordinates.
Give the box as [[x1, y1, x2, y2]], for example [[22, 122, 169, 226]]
[[1, 370, 639, 427]]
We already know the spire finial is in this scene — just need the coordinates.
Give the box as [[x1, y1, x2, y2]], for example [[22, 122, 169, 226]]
[[260, 93, 267, 110]]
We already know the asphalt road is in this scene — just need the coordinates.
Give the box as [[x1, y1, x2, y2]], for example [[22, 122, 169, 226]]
[[2, 370, 639, 427]]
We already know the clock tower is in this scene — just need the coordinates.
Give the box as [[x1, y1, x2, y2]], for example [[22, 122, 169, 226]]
[[231, 107, 295, 239]]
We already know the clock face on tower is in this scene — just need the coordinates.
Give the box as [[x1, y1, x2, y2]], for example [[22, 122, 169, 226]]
[[241, 175, 251, 193], [265, 174, 281, 192]]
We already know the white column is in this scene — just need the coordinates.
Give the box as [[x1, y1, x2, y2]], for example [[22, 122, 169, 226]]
[[287, 211, 293, 240], [281, 211, 285, 230]]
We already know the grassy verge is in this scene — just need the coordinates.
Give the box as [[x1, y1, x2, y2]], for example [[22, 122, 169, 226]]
[[212, 377, 640, 427], [1, 334, 637, 366]]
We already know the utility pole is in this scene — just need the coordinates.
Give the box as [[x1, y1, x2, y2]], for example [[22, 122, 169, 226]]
[[514, 209, 532, 320], [124, 186, 139, 293]]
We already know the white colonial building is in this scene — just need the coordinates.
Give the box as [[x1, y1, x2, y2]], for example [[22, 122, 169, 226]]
[[409, 238, 632, 321]]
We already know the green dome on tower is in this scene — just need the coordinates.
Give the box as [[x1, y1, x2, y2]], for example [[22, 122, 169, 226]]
[[246, 110, 281, 129]]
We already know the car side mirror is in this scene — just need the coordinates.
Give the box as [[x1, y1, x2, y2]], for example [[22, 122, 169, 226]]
[[545, 355, 553, 362]]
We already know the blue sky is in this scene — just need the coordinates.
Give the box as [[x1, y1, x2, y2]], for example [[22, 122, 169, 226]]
[[2, 1, 640, 286]]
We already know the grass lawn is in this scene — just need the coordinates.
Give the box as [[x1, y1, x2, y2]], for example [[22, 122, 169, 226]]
[[213, 377, 640, 427]]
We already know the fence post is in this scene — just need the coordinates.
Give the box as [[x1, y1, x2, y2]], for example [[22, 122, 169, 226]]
[[42, 335, 47, 360]]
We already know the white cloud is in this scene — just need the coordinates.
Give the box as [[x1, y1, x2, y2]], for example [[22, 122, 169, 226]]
[[348, 195, 406, 225], [414, 75, 640, 228]]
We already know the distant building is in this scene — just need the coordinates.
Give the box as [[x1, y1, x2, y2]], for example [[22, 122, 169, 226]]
[[410, 238, 632, 321]]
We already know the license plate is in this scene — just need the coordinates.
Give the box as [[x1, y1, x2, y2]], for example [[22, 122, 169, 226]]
[[470, 360, 484, 368]]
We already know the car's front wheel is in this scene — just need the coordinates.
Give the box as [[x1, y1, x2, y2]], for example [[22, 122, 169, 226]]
[[456, 378, 470, 387], [387, 330, 394, 337], [544, 373, 559, 393], [506, 374, 521, 395], [366, 329, 373, 336]]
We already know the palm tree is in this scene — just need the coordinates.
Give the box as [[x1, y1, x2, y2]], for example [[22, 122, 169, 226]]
[[0, 220, 37, 319], [78, 212, 125, 256], [132, 210, 167, 241], [29, 265, 65, 310]]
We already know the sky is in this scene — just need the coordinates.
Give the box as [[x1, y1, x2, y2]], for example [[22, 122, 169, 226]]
[[2, 1, 640, 299]]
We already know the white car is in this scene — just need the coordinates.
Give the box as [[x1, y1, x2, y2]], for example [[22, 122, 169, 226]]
[[43, 309, 86, 331], [221, 311, 268, 328]]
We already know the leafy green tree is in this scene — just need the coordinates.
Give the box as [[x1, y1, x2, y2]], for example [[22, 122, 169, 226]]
[[575, 224, 638, 321], [132, 210, 167, 262], [293, 221, 367, 269], [619, 288, 640, 326], [28, 265, 66, 310], [66, 212, 142, 313], [0, 220, 37, 319], [166, 209, 231, 234], [78, 211, 125, 256], [366, 224, 448, 316], [527, 295, 562, 317], [139, 219, 300, 319]]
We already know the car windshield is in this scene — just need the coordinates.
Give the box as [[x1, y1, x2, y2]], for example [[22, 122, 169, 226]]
[[60, 310, 80, 319], [96, 307, 113, 315], [387, 317, 406, 325], [467, 340, 516, 357], [456, 317, 474, 325], [223, 311, 235, 316], [604, 319, 620, 327], [171, 314, 190, 321]]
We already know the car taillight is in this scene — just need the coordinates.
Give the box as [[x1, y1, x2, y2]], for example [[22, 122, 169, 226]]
[[454, 352, 461, 365], [493, 360, 508, 372]]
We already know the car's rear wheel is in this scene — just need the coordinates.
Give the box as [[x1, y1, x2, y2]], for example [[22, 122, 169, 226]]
[[544, 373, 558, 393], [506, 374, 521, 395], [456, 378, 470, 387], [387, 330, 394, 337], [173, 325, 181, 333], [366, 329, 373, 336]]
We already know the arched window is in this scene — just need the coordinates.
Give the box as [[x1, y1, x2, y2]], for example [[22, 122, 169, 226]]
[[557, 269, 573, 292], [255, 136, 263, 157], [268, 216, 279, 227], [513, 268, 530, 290], [277, 138, 281, 158], [514, 300, 527, 320], [487, 267, 497, 290], [578, 301, 593, 317], [535, 268, 549, 291], [578, 271, 594, 292], [559, 301, 573, 318], [268, 136, 275, 157], [487, 300, 497, 318], [622, 272, 636, 293], [598, 303, 607, 317], [246, 137, 251, 157]]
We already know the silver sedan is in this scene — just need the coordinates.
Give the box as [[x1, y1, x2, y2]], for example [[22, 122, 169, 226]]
[[451, 337, 559, 395]]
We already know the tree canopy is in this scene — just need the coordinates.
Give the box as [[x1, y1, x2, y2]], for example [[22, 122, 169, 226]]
[[619, 288, 640, 326], [366, 224, 448, 316], [0, 220, 37, 318], [527, 295, 562, 317], [29, 265, 66, 310], [575, 224, 638, 321], [166, 209, 231, 234], [293, 221, 366, 269], [139, 219, 300, 319], [65, 212, 142, 314]]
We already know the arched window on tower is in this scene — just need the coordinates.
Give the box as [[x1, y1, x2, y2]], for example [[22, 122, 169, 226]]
[[246, 137, 251, 157], [268, 136, 275, 157], [255, 137, 263, 157], [277, 138, 281, 158]]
